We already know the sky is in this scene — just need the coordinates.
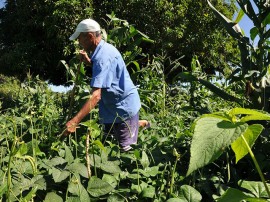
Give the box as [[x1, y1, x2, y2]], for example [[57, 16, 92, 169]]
[[0, 0, 260, 92]]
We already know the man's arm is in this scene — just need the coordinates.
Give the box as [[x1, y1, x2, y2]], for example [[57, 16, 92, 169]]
[[65, 88, 101, 134]]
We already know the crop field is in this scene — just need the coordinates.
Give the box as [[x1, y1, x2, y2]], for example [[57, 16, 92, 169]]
[[0, 0, 269, 201]]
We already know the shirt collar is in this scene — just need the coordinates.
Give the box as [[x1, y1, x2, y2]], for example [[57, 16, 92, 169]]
[[90, 39, 105, 60]]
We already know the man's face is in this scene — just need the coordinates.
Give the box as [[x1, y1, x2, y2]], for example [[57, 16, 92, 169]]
[[78, 32, 94, 52]]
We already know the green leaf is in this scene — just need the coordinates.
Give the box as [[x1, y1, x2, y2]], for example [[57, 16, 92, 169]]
[[178, 185, 202, 202], [140, 151, 150, 169], [81, 119, 99, 132], [87, 176, 114, 197], [187, 117, 248, 176], [66, 197, 81, 202], [68, 174, 81, 194], [245, 198, 268, 202], [201, 113, 231, 122], [47, 157, 67, 167], [217, 188, 250, 202], [135, 166, 160, 177], [166, 198, 182, 202], [90, 154, 102, 167], [240, 114, 270, 122], [31, 175, 46, 190], [140, 186, 155, 198], [262, 12, 270, 26], [250, 27, 259, 41], [67, 162, 88, 178], [134, 149, 140, 159], [128, 173, 141, 179], [231, 124, 263, 163], [102, 174, 118, 188], [26, 140, 45, 157], [142, 166, 159, 177], [68, 175, 90, 202], [29, 128, 41, 134], [0, 184, 7, 197], [44, 192, 63, 202], [234, 9, 245, 23], [100, 161, 122, 174], [229, 108, 270, 117], [21, 186, 38, 202], [131, 181, 148, 194], [52, 167, 70, 183], [238, 180, 270, 198], [65, 144, 74, 164], [107, 194, 126, 202], [15, 143, 28, 156], [93, 140, 105, 150]]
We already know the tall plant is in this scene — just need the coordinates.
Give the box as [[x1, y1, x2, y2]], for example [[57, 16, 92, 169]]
[[207, 0, 270, 111]]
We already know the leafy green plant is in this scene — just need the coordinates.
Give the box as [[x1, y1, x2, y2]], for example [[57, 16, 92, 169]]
[[2, 11, 256, 201], [93, 0, 239, 81], [103, 13, 153, 68], [187, 107, 270, 201], [0, 74, 21, 109], [0, 0, 94, 84]]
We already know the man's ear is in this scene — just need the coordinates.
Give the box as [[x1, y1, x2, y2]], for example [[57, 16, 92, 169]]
[[88, 32, 95, 39]]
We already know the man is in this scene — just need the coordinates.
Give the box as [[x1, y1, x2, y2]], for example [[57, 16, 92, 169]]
[[65, 18, 147, 151]]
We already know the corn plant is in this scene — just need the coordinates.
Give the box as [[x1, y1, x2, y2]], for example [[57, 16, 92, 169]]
[[207, 0, 270, 111]]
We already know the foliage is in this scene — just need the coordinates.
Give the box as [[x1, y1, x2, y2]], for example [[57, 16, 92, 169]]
[[0, 1, 240, 85], [103, 13, 154, 68], [175, 56, 244, 112], [93, 0, 239, 80], [0, 74, 191, 201], [1, 2, 270, 201], [0, 74, 21, 109], [207, 0, 270, 111], [1, 56, 270, 201], [0, 0, 93, 85], [187, 107, 270, 200]]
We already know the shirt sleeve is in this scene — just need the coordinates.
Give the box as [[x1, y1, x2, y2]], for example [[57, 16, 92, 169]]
[[90, 58, 113, 88]]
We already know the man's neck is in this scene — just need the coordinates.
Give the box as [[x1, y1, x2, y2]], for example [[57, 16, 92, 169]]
[[91, 37, 102, 52]]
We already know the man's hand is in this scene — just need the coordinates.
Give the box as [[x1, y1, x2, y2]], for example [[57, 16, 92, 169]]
[[79, 50, 91, 65], [62, 88, 101, 137], [63, 119, 79, 136]]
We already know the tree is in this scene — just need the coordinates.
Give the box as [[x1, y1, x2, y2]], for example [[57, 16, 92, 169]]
[[0, 0, 93, 85], [0, 0, 241, 85], [92, 0, 240, 81]]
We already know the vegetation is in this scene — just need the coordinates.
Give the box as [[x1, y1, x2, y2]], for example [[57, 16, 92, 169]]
[[0, 0, 270, 201], [0, 0, 238, 84], [93, 0, 240, 79], [0, 74, 21, 109], [207, 0, 270, 111], [0, 0, 94, 84]]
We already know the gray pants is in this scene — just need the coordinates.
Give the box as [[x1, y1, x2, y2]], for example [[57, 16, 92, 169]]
[[103, 112, 139, 151]]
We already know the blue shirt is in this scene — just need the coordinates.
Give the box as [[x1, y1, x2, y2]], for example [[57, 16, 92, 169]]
[[90, 40, 141, 123]]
